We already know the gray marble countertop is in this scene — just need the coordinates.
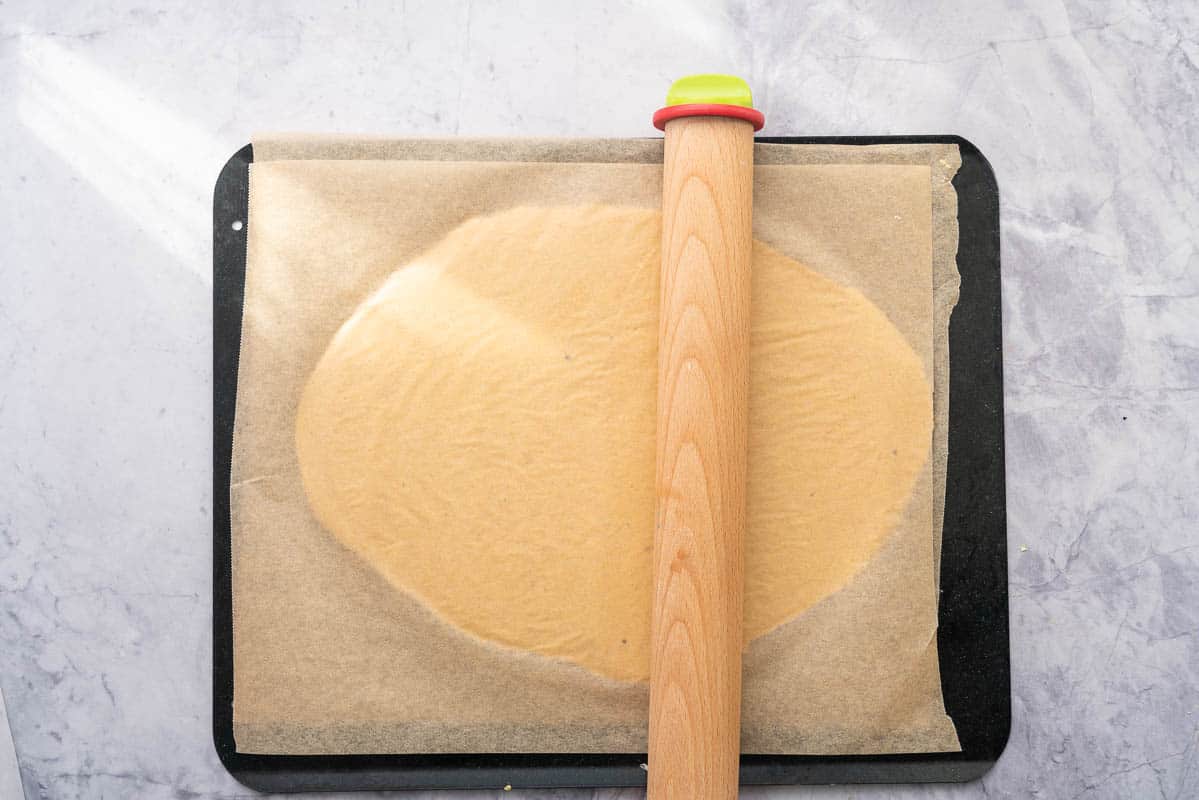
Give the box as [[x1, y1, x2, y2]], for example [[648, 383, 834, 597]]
[[1, 1, 1196, 798]]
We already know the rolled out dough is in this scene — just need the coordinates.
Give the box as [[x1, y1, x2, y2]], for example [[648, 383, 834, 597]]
[[295, 205, 932, 683]]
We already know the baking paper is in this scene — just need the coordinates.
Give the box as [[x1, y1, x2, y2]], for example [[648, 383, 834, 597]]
[[229, 137, 962, 755]]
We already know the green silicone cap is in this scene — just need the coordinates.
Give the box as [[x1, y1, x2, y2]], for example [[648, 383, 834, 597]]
[[664, 74, 754, 108]]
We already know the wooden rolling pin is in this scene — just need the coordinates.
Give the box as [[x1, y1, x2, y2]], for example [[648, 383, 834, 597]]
[[648, 75, 764, 800]]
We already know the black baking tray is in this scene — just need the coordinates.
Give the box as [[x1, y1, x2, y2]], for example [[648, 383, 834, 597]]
[[213, 136, 1008, 792]]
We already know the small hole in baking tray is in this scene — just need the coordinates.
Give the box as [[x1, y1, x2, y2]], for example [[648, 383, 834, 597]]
[[231, 220, 244, 231]]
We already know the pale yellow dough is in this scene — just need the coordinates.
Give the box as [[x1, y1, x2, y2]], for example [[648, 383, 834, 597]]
[[295, 205, 931, 683]]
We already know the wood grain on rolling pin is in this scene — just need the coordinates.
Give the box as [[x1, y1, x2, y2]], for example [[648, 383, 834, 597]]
[[650, 115, 754, 800]]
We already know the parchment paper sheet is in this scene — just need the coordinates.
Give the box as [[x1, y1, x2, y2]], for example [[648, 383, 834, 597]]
[[230, 137, 962, 755]]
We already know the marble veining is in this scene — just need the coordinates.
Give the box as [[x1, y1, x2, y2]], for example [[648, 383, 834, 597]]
[[1, 1, 1196, 798]]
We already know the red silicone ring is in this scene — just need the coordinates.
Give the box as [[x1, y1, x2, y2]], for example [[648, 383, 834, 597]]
[[653, 102, 765, 131]]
